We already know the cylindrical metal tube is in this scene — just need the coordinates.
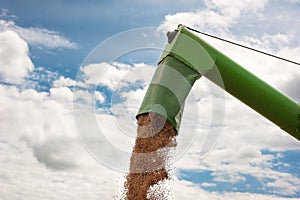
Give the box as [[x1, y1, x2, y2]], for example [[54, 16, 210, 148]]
[[205, 51, 300, 139], [179, 26, 300, 140], [138, 25, 300, 140], [137, 56, 199, 131]]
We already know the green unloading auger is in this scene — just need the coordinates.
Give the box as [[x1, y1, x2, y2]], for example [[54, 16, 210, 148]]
[[137, 24, 300, 141]]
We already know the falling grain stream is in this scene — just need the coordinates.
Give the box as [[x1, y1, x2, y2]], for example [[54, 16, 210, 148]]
[[125, 113, 177, 200]]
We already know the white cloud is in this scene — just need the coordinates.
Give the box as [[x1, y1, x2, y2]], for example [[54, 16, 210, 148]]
[[80, 62, 155, 90], [0, 19, 77, 49], [94, 91, 105, 103], [73, 89, 93, 104], [262, 33, 290, 50], [158, 0, 269, 34], [0, 83, 124, 196], [80, 62, 131, 89], [53, 76, 77, 87], [201, 182, 217, 187], [212, 172, 246, 184], [158, 10, 230, 35], [204, 0, 268, 18], [0, 30, 34, 83], [266, 177, 300, 196], [279, 70, 300, 102], [50, 87, 73, 102], [52, 76, 86, 89], [0, 84, 77, 168], [0, 8, 17, 19], [20, 88, 47, 101], [0, 141, 121, 200]]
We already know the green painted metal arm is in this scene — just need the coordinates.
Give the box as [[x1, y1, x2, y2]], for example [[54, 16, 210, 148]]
[[138, 25, 300, 140]]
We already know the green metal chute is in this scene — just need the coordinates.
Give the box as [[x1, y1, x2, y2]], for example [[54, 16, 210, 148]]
[[137, 56, 199, 131], [137, 25, 300, 140]]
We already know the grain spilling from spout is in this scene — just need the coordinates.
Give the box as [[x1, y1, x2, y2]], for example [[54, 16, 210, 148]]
[[125, 113, 177, 200]]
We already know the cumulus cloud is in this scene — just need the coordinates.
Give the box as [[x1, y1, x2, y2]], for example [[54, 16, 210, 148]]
[[0, 30, 34, 83], [0, 141, 121, 200], [158, 0, 269, 34], [80, 62, 132, 90], [204, 0, 268, 18], [53, 76, 77, 87], [50, 87, 73, 102], [279, 70, 300, 102], [80, 62, 155, 90], [158, 10, 230, 35], [0, 84, 78, 169], [0, 19, 77, 49]]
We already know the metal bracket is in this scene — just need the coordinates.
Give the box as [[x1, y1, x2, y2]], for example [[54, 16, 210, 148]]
[[159, 25, 217, 74], [167, 30, 178, 44]]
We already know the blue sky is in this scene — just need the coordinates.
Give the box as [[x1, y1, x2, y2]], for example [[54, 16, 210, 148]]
[[0, 1, 300, 199], [1, 0, 205, 76]]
